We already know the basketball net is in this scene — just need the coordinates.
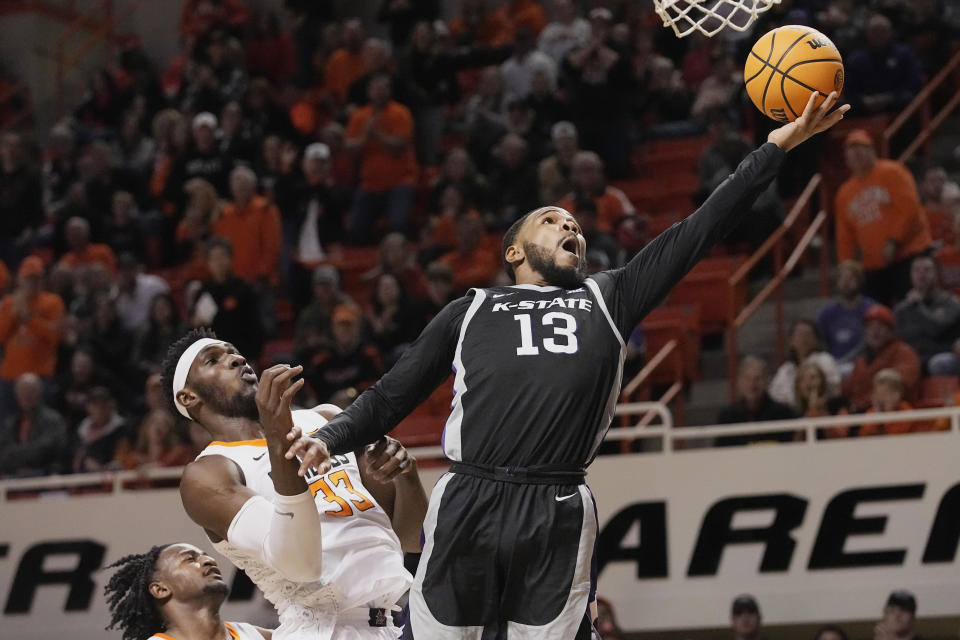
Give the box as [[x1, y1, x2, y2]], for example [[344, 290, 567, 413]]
[[653, 0, 783, 38]]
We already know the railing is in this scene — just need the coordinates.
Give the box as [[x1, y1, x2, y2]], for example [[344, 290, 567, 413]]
[[7, 404, 960, 498], [881, 46, 960, 163], [725, 173, 830, 396], [619, 339, 685, 434]]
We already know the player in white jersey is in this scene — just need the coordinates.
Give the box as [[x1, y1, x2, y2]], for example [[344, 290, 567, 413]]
[[162, 328, 428, 639], [104, 542, 269, 640]]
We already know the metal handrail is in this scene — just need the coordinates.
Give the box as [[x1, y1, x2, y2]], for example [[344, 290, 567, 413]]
[[725, 174, 828, 397], [881, 46, 960, 161], [620, 338, 678, 400]]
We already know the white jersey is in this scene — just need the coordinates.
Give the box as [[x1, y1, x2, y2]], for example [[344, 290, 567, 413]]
[[149, 621, 262, 640], [196, 410, 410, 639]]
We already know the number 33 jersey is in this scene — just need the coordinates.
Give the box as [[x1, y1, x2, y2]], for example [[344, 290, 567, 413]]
[[443, 280, 625, 467], [195, 410, 410, 618]]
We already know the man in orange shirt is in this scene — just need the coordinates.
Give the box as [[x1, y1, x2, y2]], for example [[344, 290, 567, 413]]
[[558, 151, 635, 234], [835, 129, 932, 306], [0, 256, 65, 417], [842, 304, 921, 412], [492, 0, 547, 36], [437, 215, 500, 292], [58, 216, 117, 273], [346, 74, 418, 243], [324, 18, 366, 105]]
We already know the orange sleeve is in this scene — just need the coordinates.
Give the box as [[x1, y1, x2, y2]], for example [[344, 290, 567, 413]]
[[98, 245, 117, 273], [895, 343, 922, 400], [885, 164, 926, 247], [260, 203, 283, 282], [834, 188, 855, 263], [0, 297, 15, 344], [27, 295, 64, 345], [387, 104, 414, 140], [346, 109, 366, 141]]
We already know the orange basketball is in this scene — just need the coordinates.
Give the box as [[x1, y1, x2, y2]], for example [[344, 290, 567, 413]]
[[744, 25, 844, 123]]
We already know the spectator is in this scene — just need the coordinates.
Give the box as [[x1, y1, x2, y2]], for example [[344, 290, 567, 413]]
[[0, 373, 67, 477], [634, 56, 694, 135], [363, 232, 428, 302], [449, 0, 511, 48], [242, 77, 291, 139], [873, 590, 919, 640], [292, 264, 354, 358], [113, 111, 155, 179], [132, 292, 185, 378], [72, 386, 130, 473], [132, 409, 196, 468], [894, 255, 960, 374], [114, 253, 170, 331], [321, 121, 355, 187], [487, 133, 539, 226], [429, 147, 491, 218], [89, 292, 136, 383], [286, 142, 349, 310], [217, 100, 256, 164], [795, 362, 847, 428], [835, 130, 932, 306], [179, 0, 249, 38], [815, 626, 850, 640], [84, 140, 136, 226], [843, 304, 921, 412], [526, 67, 569, 142], [818, 260, 878, 363], [244, 10, 296, 83], [562, 9, 634, 178], [55, 347, 121, 428], [213, 166, 282, 287], [538, 0, 590, 64], [412, 261, 457, 327], [845, 14, 923, 116], [73, 68, 127, 135], [691, 50, 743, 119], [859, 369, 933, 437], [190, 236, 264, 361], [366, 273, 419, 364], [585, 597, 623, 639], [538, 121, 579, 204], [0, 257, 65, 415], [716, 356, 797, 445], [492, 0, 548, 37], [919, 166, 960, 247], [346, 38, 398, 111], [730, 595, 764, 640], [175, 177, 220, 278], [501, 27, 556, 101], [43, 124, 78, 212], [438, 214, 500, 292], [323, 19, 367, 105], [0, 132, 44, 267], [303, 303, 383, 405], [345, 74, 418, 243], [558, 151, 634, 234], [769, 320, 841, 409], [103, 191, 146, 263], [421, 184, 475, 264], [377, 0, 439, 49], [168, 112, 233, 198]]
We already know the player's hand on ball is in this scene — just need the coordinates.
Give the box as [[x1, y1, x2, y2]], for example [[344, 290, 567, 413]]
[[362, 436, 416, 482], [767, 91, 850, 152], [256, 364, 305, 448], [284, 427, 332, 476]]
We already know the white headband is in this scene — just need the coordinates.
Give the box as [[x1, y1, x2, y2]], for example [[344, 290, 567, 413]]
[[172, 338, 226, 418]]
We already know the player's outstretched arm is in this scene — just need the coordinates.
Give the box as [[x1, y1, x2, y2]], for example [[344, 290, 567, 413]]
[[595, 91, 848, 335], [357, 437, 429, 552]]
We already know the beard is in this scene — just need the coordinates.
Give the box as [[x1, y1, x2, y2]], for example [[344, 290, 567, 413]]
[[191, 380, 259, 420], [523, 241, 586, 289], [203, 582, 230, 597]]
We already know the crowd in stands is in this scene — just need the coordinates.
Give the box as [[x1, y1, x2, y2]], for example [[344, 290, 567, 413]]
[[1, 0, 960, 478]]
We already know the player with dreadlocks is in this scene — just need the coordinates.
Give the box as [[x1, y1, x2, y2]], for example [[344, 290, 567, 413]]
[[104, 542, 269, 640]]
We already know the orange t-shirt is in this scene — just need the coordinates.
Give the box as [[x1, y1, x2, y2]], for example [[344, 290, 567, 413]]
[[493, 0, 548, 35], [0, 290, 65, 380], [834, 159, 932, 270], [324, 48, 366, 105], [859, 401, 938, 436], [438, 246, 501, 292], [448, 14, 512, 47], [59, 244, 117, 274], [842, 339, 921, 412], [558, 187, 636, 234], [346, 101, 418, 192], [211, 195, 282, 284]]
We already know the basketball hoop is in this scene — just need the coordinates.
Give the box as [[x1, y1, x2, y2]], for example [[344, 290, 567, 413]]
[[653, 0, 783, 38]]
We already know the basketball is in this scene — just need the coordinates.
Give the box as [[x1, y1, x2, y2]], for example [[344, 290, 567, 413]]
[[744, 25, 844, 123]]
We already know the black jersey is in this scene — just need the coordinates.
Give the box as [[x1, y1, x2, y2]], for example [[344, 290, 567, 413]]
[[314, 142, 785, 466]]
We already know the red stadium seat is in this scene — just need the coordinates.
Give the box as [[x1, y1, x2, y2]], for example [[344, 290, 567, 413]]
[[642, 304, 702, 382], [919, 376, 960, 408], [666, 255, 747, 334]]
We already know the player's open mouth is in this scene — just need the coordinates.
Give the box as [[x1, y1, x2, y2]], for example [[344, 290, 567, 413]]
[[560, 236, 579, 257], [204, 567, 222, 578], [240, 366, 257, 384]]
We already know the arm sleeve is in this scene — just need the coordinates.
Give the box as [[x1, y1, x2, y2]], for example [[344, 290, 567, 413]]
[[312, 296, 470, 454], [885, 165, 925, 245], [591, 142, 785, 337]]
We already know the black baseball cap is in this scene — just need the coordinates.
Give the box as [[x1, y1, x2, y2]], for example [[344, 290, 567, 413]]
[[732, 594, 760, 615], [886, 590, 917, 614]]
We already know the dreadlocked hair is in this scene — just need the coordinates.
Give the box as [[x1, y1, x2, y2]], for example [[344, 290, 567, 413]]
[[160, 327, 218, 417], [103, 544, 170, 640]]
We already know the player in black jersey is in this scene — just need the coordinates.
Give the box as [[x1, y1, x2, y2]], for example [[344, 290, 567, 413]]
[[288, 92, 849, 638]]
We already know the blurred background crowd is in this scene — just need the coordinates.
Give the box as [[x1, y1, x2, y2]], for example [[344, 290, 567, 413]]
[[0, 0, 959, 484]]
